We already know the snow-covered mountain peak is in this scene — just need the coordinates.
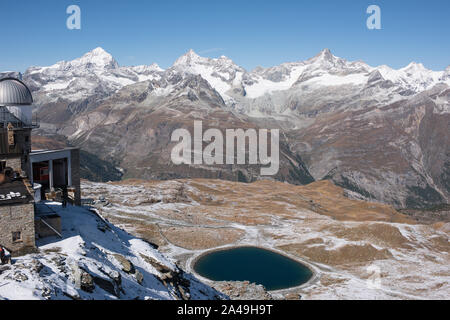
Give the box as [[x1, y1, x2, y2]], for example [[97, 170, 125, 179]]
[[173, 49, 203, 66], [401, 62, 427, 73], [374, 61, 448, 92], [170, 50, 245, 101], [22, 48, 163, 102], [130, 63, 164, 73], [300, 49, 370, 77], [309, 48, 342, 65], [172, 50, 241, 71], [25, 47, 118, 76], [91, 46, 109, 55], [304, 49, 370, 75], [443, 66, 450, 78], [150, 63, 164, 71], [315, 48, 334, 61], [75, 47, 119, 70]]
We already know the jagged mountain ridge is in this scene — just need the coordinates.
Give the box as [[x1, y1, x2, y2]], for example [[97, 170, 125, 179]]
[[63, 72, 314, 185], [2, 48, 449, 208], [10, 47, 449, 111]]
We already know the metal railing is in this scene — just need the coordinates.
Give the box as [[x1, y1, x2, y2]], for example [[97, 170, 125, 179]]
[[39, 218, 62, 238], [29, 113, 40, 129], [0, 108, 39, 129]]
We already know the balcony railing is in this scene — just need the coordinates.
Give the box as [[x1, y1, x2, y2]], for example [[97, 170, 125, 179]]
[[0, 108, 39, 129]]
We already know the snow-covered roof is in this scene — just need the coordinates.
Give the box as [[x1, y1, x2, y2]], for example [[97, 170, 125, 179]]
[[0, 179, 33, 206]]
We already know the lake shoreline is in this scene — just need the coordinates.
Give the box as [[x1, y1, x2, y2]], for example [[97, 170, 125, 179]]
[[187, 244, 320, 293]]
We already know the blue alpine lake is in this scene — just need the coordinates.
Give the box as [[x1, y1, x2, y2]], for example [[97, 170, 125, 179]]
[[193, 246, 313, 291]]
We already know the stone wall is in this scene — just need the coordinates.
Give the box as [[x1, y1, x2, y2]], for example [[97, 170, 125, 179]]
[[0, 202, 35, 256], [0, 156, 21, 172], [0, 128, 32, 176]]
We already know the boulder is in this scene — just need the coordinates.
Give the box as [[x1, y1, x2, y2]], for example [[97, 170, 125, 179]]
[[108, 270, 121, 286], [80, 271, 94, 292], [113, 254, 134, 274], [134, 269, 144, 285], [93, 275, 119, 297], [178, 285, 191, 300], [31, 259, 44, 273], [13, 271, 28, 282], [0, 265, 10, 275], [140, 253, 171, 273]]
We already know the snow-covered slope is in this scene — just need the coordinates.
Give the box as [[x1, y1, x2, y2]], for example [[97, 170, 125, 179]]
[[0, 202, 224, 300]]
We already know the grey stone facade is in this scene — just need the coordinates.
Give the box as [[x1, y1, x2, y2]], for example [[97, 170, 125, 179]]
[[0, 126, 36, 256], [1, 156, 21, 172], [0, 201, 35, 255]]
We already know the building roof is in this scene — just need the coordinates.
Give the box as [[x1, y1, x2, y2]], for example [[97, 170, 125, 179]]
[[0, 179, 34, 206], [0, 78, 33, 106]]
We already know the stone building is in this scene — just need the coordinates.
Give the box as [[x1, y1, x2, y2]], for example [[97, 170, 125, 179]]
[[0, 181, 35, 255], [0, 78, 80, 256]]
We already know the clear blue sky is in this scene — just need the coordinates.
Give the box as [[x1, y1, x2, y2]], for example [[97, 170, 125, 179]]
[[0, 0, 449, 72]]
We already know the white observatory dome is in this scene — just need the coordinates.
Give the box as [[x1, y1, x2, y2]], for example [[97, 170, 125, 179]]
[[0, 78, 33, 105], [0, 78, 33, 126]]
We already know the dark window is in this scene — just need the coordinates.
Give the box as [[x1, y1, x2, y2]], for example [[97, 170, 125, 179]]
[[12, 231, 22, 242], [25, 135, 29, 142]]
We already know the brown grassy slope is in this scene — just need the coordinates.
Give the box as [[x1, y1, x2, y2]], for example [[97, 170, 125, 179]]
[[31, 135, 69, 150], [110, 178, 413, 224]]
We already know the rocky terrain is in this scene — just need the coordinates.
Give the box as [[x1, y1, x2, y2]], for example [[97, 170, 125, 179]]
[[0, 203, 224, 300], [81, 178, 450, 300], [289, 85, 450, 208]]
